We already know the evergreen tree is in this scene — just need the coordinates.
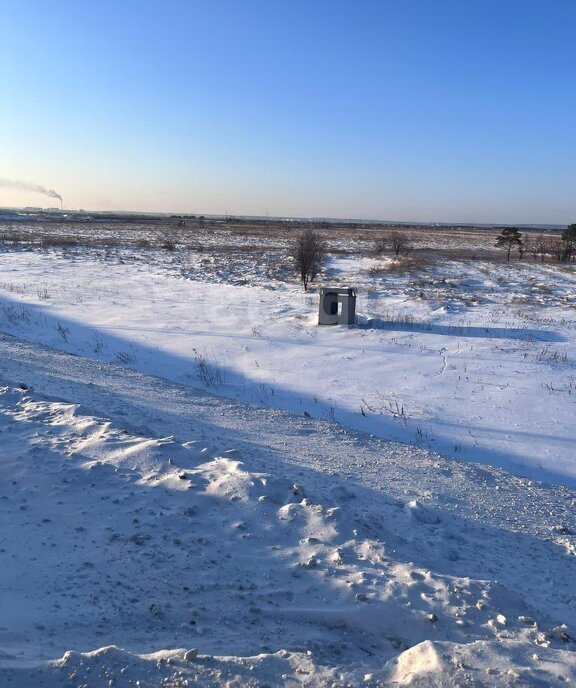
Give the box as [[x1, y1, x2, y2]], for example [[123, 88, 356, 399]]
[[561, 224, 576, 263], [495, 227, 523, 261]]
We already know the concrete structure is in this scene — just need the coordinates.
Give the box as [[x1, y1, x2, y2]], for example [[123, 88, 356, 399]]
[[318, 287, 356, 325]]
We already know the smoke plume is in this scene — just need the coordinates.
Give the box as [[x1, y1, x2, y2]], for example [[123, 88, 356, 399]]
[[0, 178, 63, 205]]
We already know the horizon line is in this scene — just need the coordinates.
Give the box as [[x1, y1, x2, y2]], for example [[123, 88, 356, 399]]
[[0, 205, 569, 229]]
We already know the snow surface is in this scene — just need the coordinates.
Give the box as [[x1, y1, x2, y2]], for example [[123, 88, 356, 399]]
[[0, 249, 574, 484], [0, 245, 575, 686]]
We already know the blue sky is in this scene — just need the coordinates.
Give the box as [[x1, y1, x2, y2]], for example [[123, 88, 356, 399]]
[[1, 0, 575, 223]]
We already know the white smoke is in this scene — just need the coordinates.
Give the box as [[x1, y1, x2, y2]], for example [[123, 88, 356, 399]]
[[0, 178, 63, 205]]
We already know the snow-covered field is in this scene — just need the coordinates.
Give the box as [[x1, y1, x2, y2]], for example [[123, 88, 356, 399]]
[[0, 237, 575, 686], [0, 247, 574, 484]]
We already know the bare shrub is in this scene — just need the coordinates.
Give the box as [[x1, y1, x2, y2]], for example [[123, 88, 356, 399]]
[[384, 255, 431, 274], [161, 227, 181, 251], [40, 236, 79, 248], [0, 304, 33, 326], [192, 348, 224, 387], [116, 350, 136, 364], [93, 332, 105, 353], [377, 309, 422, 325], [55, 322, 70, 342], [0, 280, 29, 294], [537, 345, 569, 364], [368, 263, 390, 277], [162, 238, 177, 251]]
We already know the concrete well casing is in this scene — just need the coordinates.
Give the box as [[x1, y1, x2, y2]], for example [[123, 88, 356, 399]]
[[318, 287, 356, 325]]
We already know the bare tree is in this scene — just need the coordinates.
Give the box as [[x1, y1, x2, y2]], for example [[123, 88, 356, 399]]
[[528, 234, 544, 262], [373, 237, 388, 255], [547, 237, 566, 262], [390, 231, 411, 256], [290, 228, 327, 290], [542, 235, 560, 262], [495, 227, 523, 261], [375, 231, 411, 256], [517, 237, 527, 260]]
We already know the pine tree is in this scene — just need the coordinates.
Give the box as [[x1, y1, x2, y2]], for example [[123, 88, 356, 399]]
[[495, 227, 523, 261], [561, 224, 576, 263]]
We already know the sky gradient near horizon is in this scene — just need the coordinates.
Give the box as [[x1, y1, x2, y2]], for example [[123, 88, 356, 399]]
[[1, 0, 575, 223]]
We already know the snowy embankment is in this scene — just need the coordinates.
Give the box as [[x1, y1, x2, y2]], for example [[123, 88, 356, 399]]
[[0, 250, 574, 484], [0, 332, 575, 686]]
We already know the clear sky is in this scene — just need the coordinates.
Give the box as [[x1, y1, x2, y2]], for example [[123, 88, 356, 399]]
[[1, 0, 575, 223]]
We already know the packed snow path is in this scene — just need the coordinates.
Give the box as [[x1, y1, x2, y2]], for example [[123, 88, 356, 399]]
[[0, 332, 575, 686]]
